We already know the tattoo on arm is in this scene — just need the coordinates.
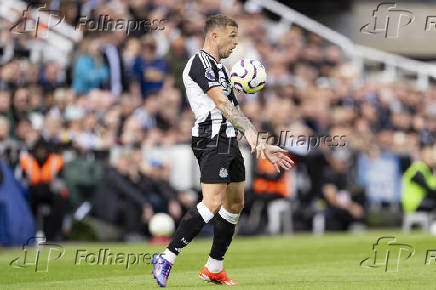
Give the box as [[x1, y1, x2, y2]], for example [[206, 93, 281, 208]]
[[217, 99, 257, 137]]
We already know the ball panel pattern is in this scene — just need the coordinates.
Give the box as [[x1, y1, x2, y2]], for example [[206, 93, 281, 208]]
[[230, 59, 267, 94]]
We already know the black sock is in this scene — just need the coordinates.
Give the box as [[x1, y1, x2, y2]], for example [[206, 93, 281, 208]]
[[168, 206, 205, 255], [209, 214, 236, 260]]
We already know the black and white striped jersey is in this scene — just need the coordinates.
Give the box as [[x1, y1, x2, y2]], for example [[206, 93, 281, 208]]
[[182, 49, 239, 139]]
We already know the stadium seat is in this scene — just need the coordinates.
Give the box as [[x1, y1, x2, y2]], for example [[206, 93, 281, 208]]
[[402, 212, 433, 233], [245, 200, 264, 231], [267, 199, 293, 235], [242, 198, 293, 235], [312, 212, 325, 236]]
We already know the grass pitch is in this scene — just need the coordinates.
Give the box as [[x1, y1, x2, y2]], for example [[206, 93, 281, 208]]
[[1, 231, 435, 289]]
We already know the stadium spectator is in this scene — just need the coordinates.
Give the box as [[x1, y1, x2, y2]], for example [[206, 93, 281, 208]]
[[92, 152, 151, 239], [72, 37, 109, 95], [122, 38, 141, 81], [165, 36, 190, 95], [0, 90, 14, 138], [321, 151, 365, 231], [0, 117, 10, 145], [140, 159, 183, 223], [18, 138, 70, 241], [133, 36, 169, 99], [253, 157, 291, 201], [125, 147, 189, 225], [252, 155, 292, 233], [117, 94, 139, 140], [14, 117, 38, 148], [155, 87, 183, 132], [133, 92, 159, 130], [357, 144, 402, 204], [12, 88, 30, 125], [120, 115, 143, 146], [100, 31, 127, 97], [41, 115, 64, 145], [38, 62, 65, 94], [402, 143, 436, 213], [0, 116, 22, 168]]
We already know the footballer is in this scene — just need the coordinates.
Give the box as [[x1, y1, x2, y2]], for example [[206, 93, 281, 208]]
[[152, 14, 294, 287]]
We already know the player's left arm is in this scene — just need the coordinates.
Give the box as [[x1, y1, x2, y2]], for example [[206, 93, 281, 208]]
[[237, 103, 295, 172], [207, 86, 261, 154]]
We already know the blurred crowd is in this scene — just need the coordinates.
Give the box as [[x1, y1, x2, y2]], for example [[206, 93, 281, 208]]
[[1, 0, 436, 241]]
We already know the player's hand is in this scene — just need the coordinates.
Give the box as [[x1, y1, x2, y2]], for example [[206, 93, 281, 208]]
[[245, 131, 268, 159], [244, 128, 265, 158], [264, 145, 295, 172], [253, 141, 267, 159]]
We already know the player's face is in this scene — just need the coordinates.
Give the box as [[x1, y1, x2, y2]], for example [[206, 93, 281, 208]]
[[216, 25, 238, 59]]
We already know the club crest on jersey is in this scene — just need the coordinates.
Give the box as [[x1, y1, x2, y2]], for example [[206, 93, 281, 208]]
[[205, 68, 216, 81], [219, 168, 228, 178]]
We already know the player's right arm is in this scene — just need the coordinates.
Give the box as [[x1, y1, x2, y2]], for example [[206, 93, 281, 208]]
[[208, 87, 294, 171], [207, 86, 262, 156]]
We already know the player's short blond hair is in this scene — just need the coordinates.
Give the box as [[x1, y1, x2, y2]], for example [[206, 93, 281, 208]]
[[204, 14, 238, 35]]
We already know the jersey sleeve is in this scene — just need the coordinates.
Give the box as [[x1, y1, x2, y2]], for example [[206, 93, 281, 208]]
[[188, 54, 221, 93]]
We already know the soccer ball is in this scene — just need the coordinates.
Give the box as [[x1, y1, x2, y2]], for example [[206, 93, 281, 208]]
[[149, 213, 175, 237], [230, 59, 267, 94]]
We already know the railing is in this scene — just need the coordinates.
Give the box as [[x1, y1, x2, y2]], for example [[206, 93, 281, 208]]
[[253, 0, 436, 90]]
